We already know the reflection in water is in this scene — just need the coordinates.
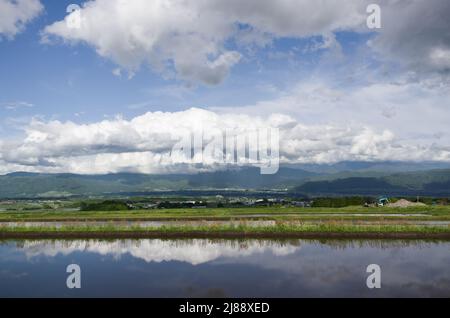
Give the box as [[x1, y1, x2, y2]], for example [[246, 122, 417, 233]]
[[17, 239, 299, 265], [2, 219, 449, 229], [0, 220, 277, 229], [0, 239, 449, 297]]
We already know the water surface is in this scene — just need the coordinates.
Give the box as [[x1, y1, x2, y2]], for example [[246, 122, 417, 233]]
[[0, 238, 449, 297], [2, 219, 448, 228]]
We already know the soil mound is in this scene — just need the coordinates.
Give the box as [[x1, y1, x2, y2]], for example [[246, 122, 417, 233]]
[[388, 199, 426, 208]]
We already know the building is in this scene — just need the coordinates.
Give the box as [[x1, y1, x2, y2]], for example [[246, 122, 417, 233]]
[[377, 196, 390, 207]]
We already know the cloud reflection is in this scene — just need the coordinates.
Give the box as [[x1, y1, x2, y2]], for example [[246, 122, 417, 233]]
[[19, 239, 300, 265]]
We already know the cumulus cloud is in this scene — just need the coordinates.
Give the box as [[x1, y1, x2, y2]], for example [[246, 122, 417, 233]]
[[213, 78, 450, 149], [40, 1, 450, 83], [42, 0, 368, 85], [1, 107, 449, 175], [2, 1, 450, 174], [0, 0, 43, 39]]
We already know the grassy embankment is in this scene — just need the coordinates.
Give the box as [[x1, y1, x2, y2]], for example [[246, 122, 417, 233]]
[[1, 206, 449, 238], [0, 223, 449, 239]]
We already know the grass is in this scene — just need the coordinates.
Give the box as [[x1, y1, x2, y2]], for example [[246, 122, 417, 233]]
[[1, 206, 449, 238], [1, 223, 449, 237], [1, 205, 450, 222]]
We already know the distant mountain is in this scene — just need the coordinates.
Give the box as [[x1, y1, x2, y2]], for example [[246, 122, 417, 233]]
[[293, 169, 450, 196], [0, 167, 318, 198], [185, 167, 317, 189], [284, 161, 450, 174], [2, 164, 450, 198]]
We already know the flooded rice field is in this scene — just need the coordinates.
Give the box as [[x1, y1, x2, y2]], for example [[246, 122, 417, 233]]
[[0, 238, 449, 297]]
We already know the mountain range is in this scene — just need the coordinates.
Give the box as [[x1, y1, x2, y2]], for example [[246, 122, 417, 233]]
[[1, 162, 450, 198]]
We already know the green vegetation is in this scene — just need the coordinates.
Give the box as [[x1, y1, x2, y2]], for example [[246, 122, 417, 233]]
[[295, 169, 450, 196], [1, 205, 449, 220], [80, 200, 130, 211], [311, 197, 372, 208], [1, 223, 448, 239], [0, 168, 316, 198], [2, 195, 450, 239], [2, 167, 450, 198], [3, 163, 450, 239]]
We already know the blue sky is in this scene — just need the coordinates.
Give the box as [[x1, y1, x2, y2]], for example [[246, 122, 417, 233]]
[[0, 0, 450, 174], [0, 0, 376, 127]]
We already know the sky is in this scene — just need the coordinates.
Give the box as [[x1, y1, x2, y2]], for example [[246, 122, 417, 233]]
[[0, 0, 450, 174]]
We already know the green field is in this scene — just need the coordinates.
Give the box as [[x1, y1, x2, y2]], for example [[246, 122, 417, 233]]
[[1, 223, 449, 240], [0, 205, 449, 239], [1, 205, 450, 221]]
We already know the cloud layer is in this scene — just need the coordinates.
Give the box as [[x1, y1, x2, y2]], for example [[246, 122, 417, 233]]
[[372, 0, 450, 74], [2, 1, 450, 175], [0, 0, 43, 39], [214, 78, 450, 147], [40, 0, 450, 84], [1, 107, 449, 175], [42, 0, 368, 84]]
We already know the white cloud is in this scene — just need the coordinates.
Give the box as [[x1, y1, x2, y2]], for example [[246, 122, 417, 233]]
[[213, 78, 450, 148], [112, 68, 122, 77], [40, 1, 450, 83], [1, 101, 34, 110], [1, 107, 449, 175], [0, 0, 43, 39], [42, 0, 369, 85], [3, 1, 450, 174], [429, 48, 450, 70]]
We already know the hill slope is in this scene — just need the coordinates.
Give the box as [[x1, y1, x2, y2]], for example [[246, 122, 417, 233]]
[[294, 169, 450, 196], [2, 166, 450, 198], [0, 167, 318, 198]]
